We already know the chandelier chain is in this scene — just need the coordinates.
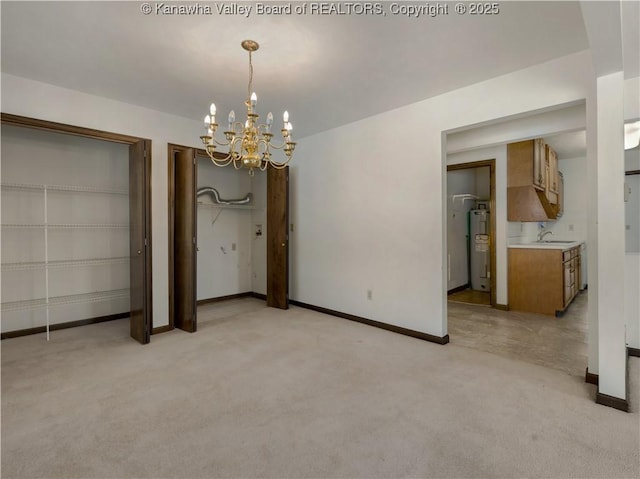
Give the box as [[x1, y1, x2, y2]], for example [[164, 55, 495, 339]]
[[248, 51, 253, 103]]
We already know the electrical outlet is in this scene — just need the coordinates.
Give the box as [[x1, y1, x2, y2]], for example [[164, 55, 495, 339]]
[[367, 289, 373, 300], [569, 224, 574, 231], [290, 223, 294, 232], [232, 243, 236, 251]]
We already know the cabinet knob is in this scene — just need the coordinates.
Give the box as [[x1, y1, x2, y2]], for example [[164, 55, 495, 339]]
[[281, 242, 286, 247], [137, 250, 142, 255]]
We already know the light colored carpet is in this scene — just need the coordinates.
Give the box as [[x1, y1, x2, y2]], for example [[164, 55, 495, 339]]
[[2, 299, 639, 478]]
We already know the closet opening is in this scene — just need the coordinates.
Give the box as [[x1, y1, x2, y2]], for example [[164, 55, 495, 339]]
[[446, 160, 496, 307], [0, 114, 152, 344], [168, 145, 289, 333]]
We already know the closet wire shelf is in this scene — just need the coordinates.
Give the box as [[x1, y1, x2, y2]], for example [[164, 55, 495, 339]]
[[1, 182, 128, 195], [1, 257, 130, 271], [1, 289, 130, 313], [197, 201, 258, 211], [1, 223, 129, 229], [1, 181, 130, 339]]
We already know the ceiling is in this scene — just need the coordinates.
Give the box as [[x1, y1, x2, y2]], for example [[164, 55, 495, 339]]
[[544, 130, 587, 159], [1, 1, 592, 140]]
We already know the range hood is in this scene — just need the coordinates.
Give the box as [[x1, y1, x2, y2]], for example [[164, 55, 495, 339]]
[[507, 186, 559, 221]]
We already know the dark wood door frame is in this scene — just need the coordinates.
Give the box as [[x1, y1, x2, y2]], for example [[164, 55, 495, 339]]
[[1, 113, 153, 342], [447, 159, 497, 307]]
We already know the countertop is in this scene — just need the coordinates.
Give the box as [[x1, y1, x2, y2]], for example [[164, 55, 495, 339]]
[[508, 240, 584, 251]]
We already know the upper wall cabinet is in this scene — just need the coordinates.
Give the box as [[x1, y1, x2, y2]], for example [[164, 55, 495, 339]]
[[507, 139, 561, 221]]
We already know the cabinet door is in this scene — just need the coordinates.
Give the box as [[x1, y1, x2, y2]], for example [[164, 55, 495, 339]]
[[544, 145, 558, 205], [556, 172, 564, 218], [563, 260, 572, 306], [576, 250, 582, 289], [533, 139, 546, 190], [548, 148, 559, 194]]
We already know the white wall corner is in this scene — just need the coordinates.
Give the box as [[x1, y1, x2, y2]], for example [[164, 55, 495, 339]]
[[595, 71, 626, 400]]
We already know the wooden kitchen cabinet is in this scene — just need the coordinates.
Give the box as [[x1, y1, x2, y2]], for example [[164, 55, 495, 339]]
[[533, 138, 546, 191], [545, 145, 559, 205], [556, 171, 564, 218], [547, 146, 559, 194], [508, 245, 582, 316], [507, 139, 561, 221]]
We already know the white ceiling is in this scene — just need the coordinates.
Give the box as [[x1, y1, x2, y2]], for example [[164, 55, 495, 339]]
[[621, 0, 640, 79], [544, 130, 587, 159], [1, 1, 591, 139]]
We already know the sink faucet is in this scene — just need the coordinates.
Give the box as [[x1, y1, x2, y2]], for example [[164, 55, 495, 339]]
[[537, 230, 553, 242]]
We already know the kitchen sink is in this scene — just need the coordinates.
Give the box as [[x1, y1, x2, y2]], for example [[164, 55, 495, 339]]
[[537, 240, 575, 244]]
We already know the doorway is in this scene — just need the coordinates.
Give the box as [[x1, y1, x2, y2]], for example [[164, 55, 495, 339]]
[[167, 145, 289, 333], [0, 113, 153, 344], [446, 160, 496, 307]]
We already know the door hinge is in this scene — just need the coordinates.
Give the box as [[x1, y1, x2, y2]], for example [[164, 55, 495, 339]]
[[193, 237, 196, 244], [144, 238, 148, 246], [144, 149, 148, 159], [193, 157, 196, 165]]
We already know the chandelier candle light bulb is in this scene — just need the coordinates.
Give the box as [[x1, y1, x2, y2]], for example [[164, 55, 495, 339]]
[[228, 110, 235, 132], [199, 40, 296, 175], [266, 112, 273, 133]]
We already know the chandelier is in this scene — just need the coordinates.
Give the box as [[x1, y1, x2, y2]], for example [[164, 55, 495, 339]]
[[200, 40, 296, 175]]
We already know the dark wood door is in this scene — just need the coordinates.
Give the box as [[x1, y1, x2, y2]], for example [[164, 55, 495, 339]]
[[129, 140, 151, 344], [174, 148, 197, 332], [267, 166, 289, 309]]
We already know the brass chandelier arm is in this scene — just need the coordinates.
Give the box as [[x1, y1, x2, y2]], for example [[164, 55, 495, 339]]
[[205, 136, 242, 167], [261, 139, 291, 151], [264, 158, 291, 169], [207, 148, 234, 166], [210, 156, 235, 168], [211, 137, 232, 147]]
